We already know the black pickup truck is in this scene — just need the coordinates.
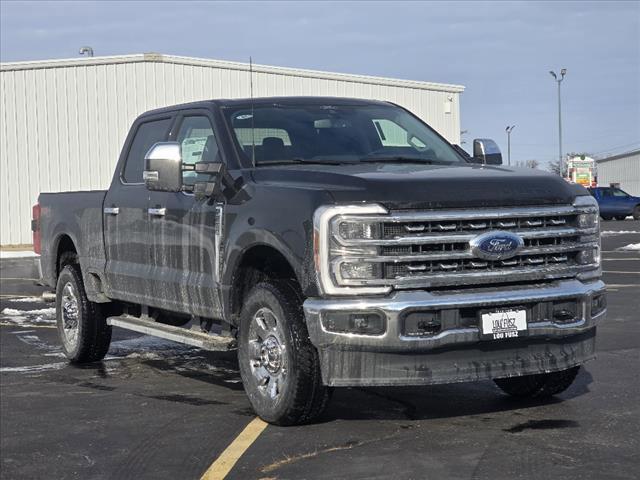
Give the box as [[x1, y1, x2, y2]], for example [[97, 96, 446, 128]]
[[34, 97, 606, 425]]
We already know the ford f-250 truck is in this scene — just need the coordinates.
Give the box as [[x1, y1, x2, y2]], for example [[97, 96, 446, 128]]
[[34, 97, 606, 425]]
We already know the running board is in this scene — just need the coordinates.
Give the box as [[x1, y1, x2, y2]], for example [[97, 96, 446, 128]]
[[106, 315, 236, 351]]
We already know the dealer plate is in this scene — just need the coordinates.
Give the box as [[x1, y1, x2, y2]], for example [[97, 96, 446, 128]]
[[480, 309, 527, 340]]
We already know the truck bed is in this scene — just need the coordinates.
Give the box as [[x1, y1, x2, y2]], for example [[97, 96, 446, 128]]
[[38, 190, 107, 289]]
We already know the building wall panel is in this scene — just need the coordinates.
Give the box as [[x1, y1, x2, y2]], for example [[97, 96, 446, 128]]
[[0, 54, 463, 245]]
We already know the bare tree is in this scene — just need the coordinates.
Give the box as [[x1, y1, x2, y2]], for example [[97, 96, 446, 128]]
[[548, 159, 562, 176], [525, 159, 540, 169]]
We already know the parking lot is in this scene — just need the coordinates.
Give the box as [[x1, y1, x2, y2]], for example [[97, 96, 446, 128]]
[[1, 220, 638, 480]]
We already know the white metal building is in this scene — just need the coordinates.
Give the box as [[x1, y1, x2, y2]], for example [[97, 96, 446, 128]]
[[596, 149, 640, 196], [0, 53, 464, 246]]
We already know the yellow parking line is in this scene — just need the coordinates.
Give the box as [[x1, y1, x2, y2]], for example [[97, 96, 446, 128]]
[[200, 417, 268, 480]]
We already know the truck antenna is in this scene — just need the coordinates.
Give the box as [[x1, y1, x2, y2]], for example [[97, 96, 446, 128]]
[[250, 56, 256, 167]]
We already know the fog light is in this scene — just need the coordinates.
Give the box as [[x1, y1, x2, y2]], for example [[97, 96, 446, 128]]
[[403, 311, 441, 337], [340, 262, 382, 280], [323, 312, 386, 335], [591, 294, 607, 316]]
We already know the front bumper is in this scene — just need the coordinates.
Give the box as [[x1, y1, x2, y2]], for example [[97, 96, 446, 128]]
[[303, 279, 606, 386]]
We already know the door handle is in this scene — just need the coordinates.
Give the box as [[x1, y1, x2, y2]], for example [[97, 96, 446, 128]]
[[148, 207, 166, 217], [104, 207, 119, 215]]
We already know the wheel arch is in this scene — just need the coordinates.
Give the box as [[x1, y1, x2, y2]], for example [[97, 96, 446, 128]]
[[227, 242, 301, 325]]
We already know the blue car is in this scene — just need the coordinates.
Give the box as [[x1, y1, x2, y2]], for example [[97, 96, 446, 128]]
[[588, 186, 640, 220]]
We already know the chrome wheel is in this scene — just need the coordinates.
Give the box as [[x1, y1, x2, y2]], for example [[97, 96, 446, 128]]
[[248, 307, 287, 400], [60, 282, 80, 350]]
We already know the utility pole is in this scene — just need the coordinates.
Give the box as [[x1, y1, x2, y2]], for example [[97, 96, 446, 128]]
[[505, 125, 516, 166], [549, 69, 567, 177]]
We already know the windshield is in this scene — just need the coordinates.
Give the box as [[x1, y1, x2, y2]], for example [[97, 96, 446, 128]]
[[223, 103, 465, 166]]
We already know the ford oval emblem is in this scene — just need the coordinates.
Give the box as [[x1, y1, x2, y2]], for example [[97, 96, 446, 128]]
[[469, 231, 524, 261]]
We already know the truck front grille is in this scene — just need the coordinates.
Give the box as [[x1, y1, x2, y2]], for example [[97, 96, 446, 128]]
[[332, 205, 599, 289]]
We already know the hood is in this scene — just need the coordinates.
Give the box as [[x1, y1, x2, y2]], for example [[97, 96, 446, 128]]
[[250, 162, 585, 209]]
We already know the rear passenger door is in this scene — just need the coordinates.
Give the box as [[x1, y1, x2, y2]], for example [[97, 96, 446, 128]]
[[147, 111, 225, 318], [103, 115, 173, 304]]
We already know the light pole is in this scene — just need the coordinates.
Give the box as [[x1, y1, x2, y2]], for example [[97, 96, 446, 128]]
[[505, 125, 516, 166], [549, 68, 567, 177]]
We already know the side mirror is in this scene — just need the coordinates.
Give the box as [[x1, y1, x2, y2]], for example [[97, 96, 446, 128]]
[[143, 142, 183, 192], [472, 139, 503, 165]]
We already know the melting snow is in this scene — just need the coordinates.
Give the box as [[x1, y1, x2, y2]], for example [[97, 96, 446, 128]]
[[617, 243, 640, 251], [2, 307, 56, 317], [0, 250, 39, 259], [601, 231, 640, 236]]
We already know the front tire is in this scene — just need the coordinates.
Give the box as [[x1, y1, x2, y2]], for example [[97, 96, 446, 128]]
[[601, 215, 613, 221], [56, 263, 112, 362], [238, 281, 331, 425], [494, 366, 580, 399], [615, 215, 627, 221]]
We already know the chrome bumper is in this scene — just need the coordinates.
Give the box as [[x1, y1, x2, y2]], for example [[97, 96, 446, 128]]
[[303, 279, 606, 387], [304, 279, 606, 352]]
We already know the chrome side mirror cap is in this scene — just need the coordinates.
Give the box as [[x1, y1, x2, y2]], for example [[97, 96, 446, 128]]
[[143, 142, 183, 192], [472, 139, 503, 165]]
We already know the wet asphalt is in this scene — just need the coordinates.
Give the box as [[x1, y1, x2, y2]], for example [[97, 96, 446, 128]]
[[1, 220, 638, 480]]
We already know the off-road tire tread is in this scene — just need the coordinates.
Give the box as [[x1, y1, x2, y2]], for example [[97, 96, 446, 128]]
[[57, 262, 112, 363], [494, 366, 580, 399], [240, 280, 330, 425]]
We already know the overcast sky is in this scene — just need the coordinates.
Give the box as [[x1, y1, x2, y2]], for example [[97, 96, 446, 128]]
[[1, 1, 639, 167]]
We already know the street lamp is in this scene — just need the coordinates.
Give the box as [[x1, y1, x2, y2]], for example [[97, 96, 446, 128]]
[[505, 125, 516, 166], [549, 68, 567, 177], [79, 46, 94, 57]]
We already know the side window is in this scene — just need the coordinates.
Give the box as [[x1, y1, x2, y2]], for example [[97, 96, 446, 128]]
[[601, 188, 614, 197], [612, 188, 628, 197], [176, 116, 218, 185], [122, 118, 172, 183]]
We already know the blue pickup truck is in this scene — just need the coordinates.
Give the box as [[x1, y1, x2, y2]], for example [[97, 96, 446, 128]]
[[588, 186, 640, 220]]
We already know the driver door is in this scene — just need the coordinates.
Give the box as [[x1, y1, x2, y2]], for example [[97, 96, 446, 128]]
[[147, 111, 225, 318]]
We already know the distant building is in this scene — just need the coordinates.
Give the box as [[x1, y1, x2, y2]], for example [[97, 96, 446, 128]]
[[596, 149, 640, 196], [0, 53, 464, 246]]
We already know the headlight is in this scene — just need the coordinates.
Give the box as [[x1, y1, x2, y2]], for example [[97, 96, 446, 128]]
[[339, 261, 383, 280], [573, 195, 601, 269], [338, 221, 381, 240], [577, 247, 600, 266], [577, 212, 598, 229], [314, 204, 389, 296]]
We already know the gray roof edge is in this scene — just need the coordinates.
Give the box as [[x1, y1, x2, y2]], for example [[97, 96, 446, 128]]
[[0, 53, 465, 93], [596, 149, 640, 163]]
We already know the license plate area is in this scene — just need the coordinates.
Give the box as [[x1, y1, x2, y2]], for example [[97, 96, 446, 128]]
[[479, 308, 528, 340]]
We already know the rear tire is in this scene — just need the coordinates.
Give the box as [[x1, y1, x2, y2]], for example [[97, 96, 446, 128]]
[[600, 215, 613, 221], [237, 280, 331, 425], [56, 263, 112, 362], [494, 366, 580, 399], [633, 206, 640, 220], [615, 215, 627, 221]]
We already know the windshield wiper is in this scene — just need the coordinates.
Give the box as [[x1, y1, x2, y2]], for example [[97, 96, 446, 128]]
[[358, 156, 450, 165]]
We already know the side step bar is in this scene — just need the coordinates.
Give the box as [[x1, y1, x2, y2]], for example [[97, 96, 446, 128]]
[[106, 315, 236, 351]]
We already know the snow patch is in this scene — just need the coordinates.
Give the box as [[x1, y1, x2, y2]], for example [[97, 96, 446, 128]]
[[9, 296, 46, 303], [0, 250, 39, 259], [2, 307, 55, 317], [0, 362, 66, 373], [617, 243, 640, 251], [601, 230, 640, 236]]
